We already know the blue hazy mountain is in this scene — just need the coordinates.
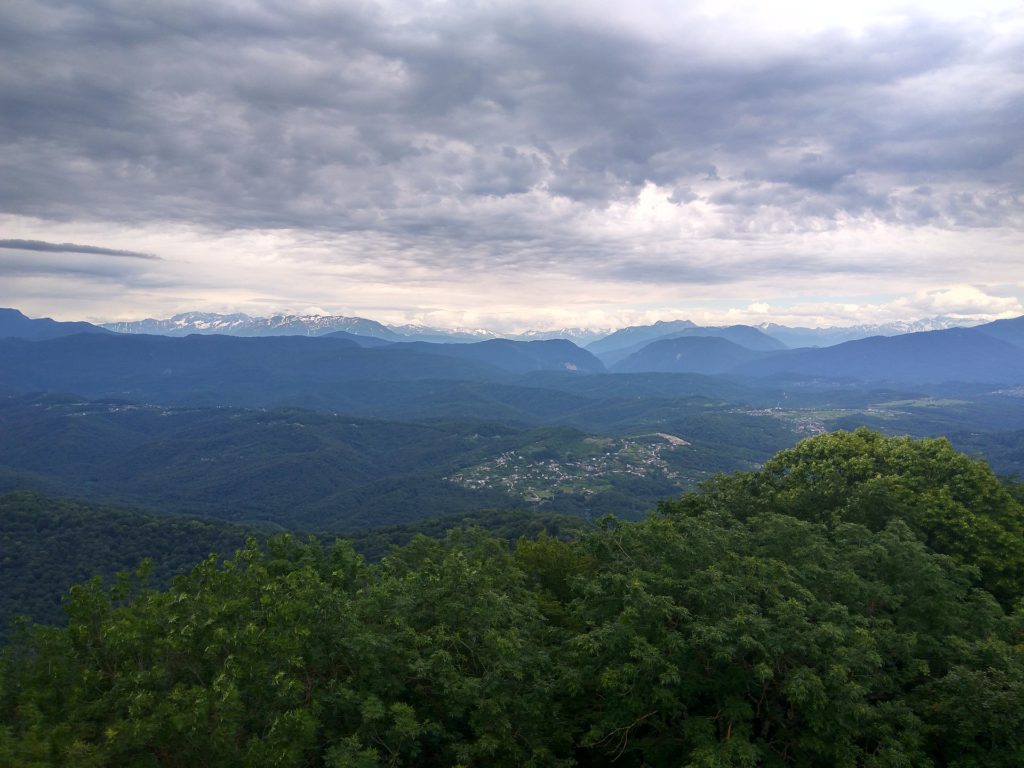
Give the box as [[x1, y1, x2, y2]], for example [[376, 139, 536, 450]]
[[0, 308, 112, 340], [395, 338, 605, 374], [736, 327, 1024, 383], [323, 330, 394, 347], [8, 308, 1024, 397], [0, 333, 602, 410], [585, 319, 698, 356], [597, 324, 787, 365], [610, 318, 1024, 384], [973, 315, 1024, 349], [326, 335, 606, 372], [0, 333, 510, 404], [611, 336, 768, 374], [755, 316, 977, 348]]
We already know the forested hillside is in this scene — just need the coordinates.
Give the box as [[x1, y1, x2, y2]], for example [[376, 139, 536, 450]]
[[0, 395, 797, 528], [0, 493, 257, 637], [0, 493, 587, 639], [0, 395, 523, 529], [3, 431, 1022, 766]]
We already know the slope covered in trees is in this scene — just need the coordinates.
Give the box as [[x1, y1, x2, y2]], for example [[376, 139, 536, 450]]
[[2, 431, 1023, 766], [0, 396, 525, 528], [0, 493, 588, 640], [0, 493, 258, 638], [0, 395, 797, 528]]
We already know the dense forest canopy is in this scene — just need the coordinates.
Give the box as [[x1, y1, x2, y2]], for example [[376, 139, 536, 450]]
[[2, 430, 1023, 766], [0, 492, 587, 638]]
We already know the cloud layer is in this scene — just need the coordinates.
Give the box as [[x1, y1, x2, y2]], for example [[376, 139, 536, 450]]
[[0, 239, 158, 259], [1, 0, 1022, 327]]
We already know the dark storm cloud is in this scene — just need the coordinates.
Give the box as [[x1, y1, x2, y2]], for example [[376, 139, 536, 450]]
[[0, 239, 159, 259], [1, 1, 1022, 282], [0, 237, 171, 287]]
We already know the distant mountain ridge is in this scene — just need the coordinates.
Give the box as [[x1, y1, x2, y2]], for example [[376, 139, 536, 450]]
[[98, 309, 989, 350], [0, 333, 606, 412], [0, 308, 111, 340], [612, 336, 768, 374], [595, 324, 787, 365], [103, 311, 402, 340], [972, 315, 1024, 348], [386, 323, 497, 343], [758, 316, 983, 348], [512, 328, 613, 345], [603, 318, 1024, 383], [396, 338, 605, 375], [103, 312, 612, 345], [585, 319, 698, 355], [13, 307, 1021, 387], [735, 325, 1024, 383]]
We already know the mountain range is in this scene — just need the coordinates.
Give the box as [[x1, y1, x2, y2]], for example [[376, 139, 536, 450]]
[[4, 307, 1024, 388], [101, 311, 611, 345], [757, 316, 983, 348], [102, 311, 403, 340], [734, 324, 1024, 383], [94, 310, 984, 349], [607, 318, 1024, 384]]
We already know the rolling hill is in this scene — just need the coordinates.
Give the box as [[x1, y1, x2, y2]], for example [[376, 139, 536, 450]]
[[598, 324, 786, 365], [612, 336, 767, 374], [0, 396, 525, 529], [396, 338, 605, 374]]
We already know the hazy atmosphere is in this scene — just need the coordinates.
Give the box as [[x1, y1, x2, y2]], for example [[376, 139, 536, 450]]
[[2, 0, 1022, 330]]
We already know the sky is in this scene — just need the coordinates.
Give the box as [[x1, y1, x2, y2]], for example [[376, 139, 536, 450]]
[[1, 0, 1022, 332]]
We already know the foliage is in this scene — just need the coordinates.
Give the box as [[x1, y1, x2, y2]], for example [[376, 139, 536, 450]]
[[0, 535, 570, 767], [345, 507, 589, 562], [3, 432, 1024, 765], [661, 428, 1024, 605], [0, 492, 256, 639], [953, 428, 1024, 479], [1004, 477, 1024, 505], [0, 492, 586, 639]]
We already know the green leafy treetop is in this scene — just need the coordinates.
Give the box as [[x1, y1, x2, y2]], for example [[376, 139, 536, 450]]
[[660, 428, 1024, 605]]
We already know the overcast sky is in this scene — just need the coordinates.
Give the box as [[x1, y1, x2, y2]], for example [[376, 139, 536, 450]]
[[1, 0, 1022, 330]]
